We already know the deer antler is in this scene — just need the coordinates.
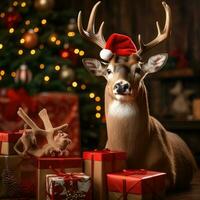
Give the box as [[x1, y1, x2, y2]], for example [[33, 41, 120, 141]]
[[136, 1, 172, 56], [77, 1, 106, 48]]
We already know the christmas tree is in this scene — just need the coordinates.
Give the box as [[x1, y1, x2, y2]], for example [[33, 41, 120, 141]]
[[0, 0, 105, 150]]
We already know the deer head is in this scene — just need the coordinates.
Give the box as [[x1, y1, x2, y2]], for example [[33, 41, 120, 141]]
[[78, 1, 171, 102]]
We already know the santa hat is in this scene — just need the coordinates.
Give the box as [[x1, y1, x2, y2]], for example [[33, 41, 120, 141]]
[[100, 33, 137, 61]]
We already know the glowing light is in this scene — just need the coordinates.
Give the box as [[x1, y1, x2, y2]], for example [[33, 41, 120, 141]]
[[34, 27, 39, 33], [74, 49, 79, 54], [79, 50, 85, 56], [40, 64, 45, 69], [39, 44, 44, 49], [81, 84, 86, 90], [89, 92, 95, 98], [96, 105, 101, 111], [72, 81, 78, 87], [95, 96, 101, 102], [13, 1, 18, 6], [20, 38, 25, 44], [0, 13, 5, 18], [30, 49, 36, 55], [50, 35, 57, 42], [41, 19, 47, 25], [61, 51, 69, 59], [96, 113, 101, 118], [44, 76, 50, 82], [0, 76, 2, 80], [11, 72, 16, 78], [25, 20, 30, 25], [9, 28, 14, 33], [0, 43, 3, 49], [55, 65, 60, 71], [21, 2, 26, 7], [0, 70, 5, 76], [18, 49, 23, 55], [67, 32, 75, 37], [55, 40, 61, 45]]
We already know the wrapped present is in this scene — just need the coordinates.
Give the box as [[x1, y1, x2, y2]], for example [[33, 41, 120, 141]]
[[83, 149, 127, 200], [107, 169, 166, 200], [46, 172, 91, 200], [37, 157, 83, 200], [0, 90, 80, 156], [0, 131, 22, 155], [0, 155, 36, 198]]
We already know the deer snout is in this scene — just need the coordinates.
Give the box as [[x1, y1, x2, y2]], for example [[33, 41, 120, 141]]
[[113, 80, 131, 95]]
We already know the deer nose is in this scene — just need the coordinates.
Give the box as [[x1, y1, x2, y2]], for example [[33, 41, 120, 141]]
[[113, 81, 131, 95]]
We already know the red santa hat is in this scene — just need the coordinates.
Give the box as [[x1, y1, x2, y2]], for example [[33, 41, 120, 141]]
[[100, 33, 137, 61]]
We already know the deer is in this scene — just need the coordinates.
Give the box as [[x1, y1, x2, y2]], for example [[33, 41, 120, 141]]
[[14, 107, 71, 157], [77, 1, 197, 189]]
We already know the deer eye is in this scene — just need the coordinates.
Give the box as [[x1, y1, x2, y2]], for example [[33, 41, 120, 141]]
[[106, 69, 112, 74]]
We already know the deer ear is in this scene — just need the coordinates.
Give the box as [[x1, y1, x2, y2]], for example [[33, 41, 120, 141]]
[[143, 53, 168, 74], [82, 58, 106, 77]]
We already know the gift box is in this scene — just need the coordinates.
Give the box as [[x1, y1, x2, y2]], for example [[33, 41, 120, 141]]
[[0, 131, 22, 155], [83, 149, 127, 200], [46, 172, 91, 200], [107, 169, 166, 200], [37, 157, 83, 200], [0, 90, 81, 156], [0, 155, 36, 199]]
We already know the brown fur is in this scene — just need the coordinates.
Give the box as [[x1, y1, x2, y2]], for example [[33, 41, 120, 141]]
[[105, 83, 197, 189]]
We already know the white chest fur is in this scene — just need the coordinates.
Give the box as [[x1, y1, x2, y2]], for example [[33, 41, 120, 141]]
[[108, 100, 136, 118]]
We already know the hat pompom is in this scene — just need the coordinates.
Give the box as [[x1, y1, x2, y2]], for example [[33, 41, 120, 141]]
[[100, 49, 113, 61]]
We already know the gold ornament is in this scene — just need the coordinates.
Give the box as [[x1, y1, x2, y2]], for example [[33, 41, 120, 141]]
[[22, 30, 38, 49], [34, 0, 55, 11]]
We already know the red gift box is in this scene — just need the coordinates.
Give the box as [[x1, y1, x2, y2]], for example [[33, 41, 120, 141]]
[[83, 149, 127, 200], [46, 172, 92, 200], [0, 131, 22, 155], [107, 169, 166, 200], [0, 90, 81, 156], [36, 157, 83, 200]]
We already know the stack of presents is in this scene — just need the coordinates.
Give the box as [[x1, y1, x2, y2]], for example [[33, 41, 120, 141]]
[[0, 91, 166, 200]]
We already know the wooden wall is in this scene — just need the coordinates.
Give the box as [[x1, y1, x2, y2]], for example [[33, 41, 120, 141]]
[[60, 0, 200, 62]]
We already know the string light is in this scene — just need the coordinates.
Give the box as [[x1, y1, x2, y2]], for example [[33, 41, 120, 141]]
[[0, 12, 5, 18], [67, 32, 75, 37], [0, 76, 2, 80], [55, 65, 60, 71], [50, 35, 57, 42], [9, 28, 15, 34], [34, 27, 39, 33], [74, 49, 79, 54], [0, 43, 3, 49], [18, 49, 23, 55], [44, 75, 50, 82], [30, 49, 36, 55], [81, 84, 86, 90], [95, 96, 101, 102], [89, 92, 95, 98], [96, 105, 101, 111], [13, 1, 18, 6], [41, 19, 47, 25], [11, 72, 16, 78], [40, 64, 45, 69], [0, 70, 5, 76], [21, 2, 27, 7], [55, 40, 61, 45], [95, 113, 101, 118], [25, 20, 31, 25], [72, 81, 78, 87], [79, 50, 85, 56], [20, 38, 25, 44]]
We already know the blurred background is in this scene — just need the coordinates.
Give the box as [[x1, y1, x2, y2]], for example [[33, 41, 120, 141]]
[[0, 0, 200, 162]]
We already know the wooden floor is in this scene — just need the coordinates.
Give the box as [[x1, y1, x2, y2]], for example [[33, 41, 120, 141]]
[[166, 170, 200, 200]]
